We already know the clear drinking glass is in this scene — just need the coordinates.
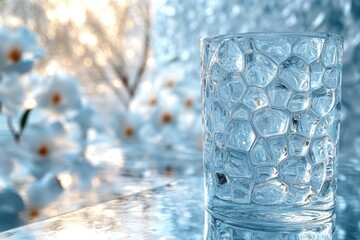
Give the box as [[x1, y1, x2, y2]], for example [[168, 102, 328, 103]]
[[201, 32, 343, 224]]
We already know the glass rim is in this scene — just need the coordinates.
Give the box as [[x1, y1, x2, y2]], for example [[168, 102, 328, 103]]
[[201, 32, 343, 43]]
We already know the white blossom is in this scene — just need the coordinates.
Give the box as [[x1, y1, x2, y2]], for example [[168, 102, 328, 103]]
[[0, 27, 44, 74], [15, 122, 81, 179], [26, 174, 64, 210], [36, 72, 82, 117], [111, 110, 143, 143]]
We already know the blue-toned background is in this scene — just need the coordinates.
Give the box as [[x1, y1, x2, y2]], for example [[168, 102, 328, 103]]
[[154, 0, 360, 154], [0, 0, 359, 153], [0, 0, 359, 237]]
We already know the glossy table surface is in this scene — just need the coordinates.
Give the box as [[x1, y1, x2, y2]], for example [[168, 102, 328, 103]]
[[0, 152, 359, 240]]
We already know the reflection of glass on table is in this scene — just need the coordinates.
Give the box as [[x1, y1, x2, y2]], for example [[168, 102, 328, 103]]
[[205, 211, 335, 239]]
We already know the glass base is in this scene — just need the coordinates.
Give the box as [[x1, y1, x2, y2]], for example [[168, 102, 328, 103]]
[[206, 198, 335, 229], [205, 211, 335, 240]]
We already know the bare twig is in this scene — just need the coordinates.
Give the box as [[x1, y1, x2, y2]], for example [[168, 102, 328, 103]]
[[86, 9, 130, 92], [110, 0, 131, 39], [95, 62, 128, 105], [130, 1, 151, 97], [109, 59, 129, 89]]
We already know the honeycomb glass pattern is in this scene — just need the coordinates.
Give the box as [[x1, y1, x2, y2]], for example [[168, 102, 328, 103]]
[[201, 33, 343, 223]]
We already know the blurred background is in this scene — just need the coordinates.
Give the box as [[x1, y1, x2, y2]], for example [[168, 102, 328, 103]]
[[1, 0, 359, 153], [0, 0, 359, 232]]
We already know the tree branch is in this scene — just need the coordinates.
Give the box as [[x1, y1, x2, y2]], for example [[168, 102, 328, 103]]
[[130, 1, 151, 97]]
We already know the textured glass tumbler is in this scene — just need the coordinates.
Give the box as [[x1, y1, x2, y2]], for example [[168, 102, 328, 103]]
[[201, 33, 343, 224]]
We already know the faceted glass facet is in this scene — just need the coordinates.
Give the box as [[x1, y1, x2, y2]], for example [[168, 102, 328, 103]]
[[202, 32, 343, 224]]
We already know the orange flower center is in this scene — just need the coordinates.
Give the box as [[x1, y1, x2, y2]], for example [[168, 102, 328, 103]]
[[166, 79, 176, 88], [28, 209, 40, 219], [185, 98, 193, 107], [124, 126, 134, 138], [148, 97, 157, 106], [51, 92, 62, 105], [8, 47, 22, 63], [161, 112, 173, 124], [37, 144, 49, 157], [164, 166, 174, 175]]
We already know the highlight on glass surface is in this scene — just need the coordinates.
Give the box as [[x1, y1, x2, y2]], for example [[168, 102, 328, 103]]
[[201, 32, 343, 224]]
